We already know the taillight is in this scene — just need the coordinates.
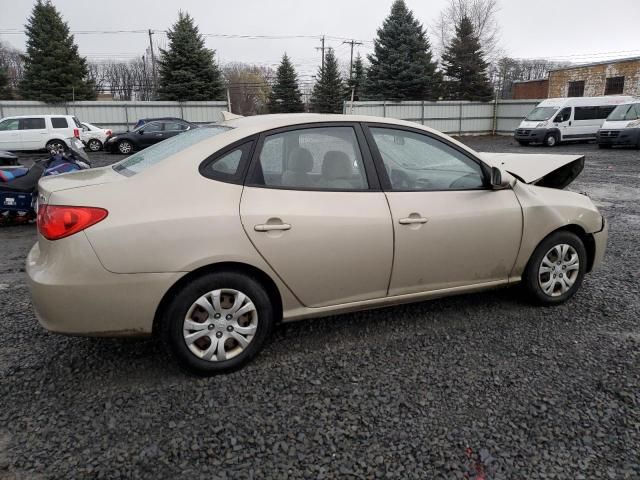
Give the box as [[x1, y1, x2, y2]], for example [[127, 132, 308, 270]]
[[73, 128, 80, 138], [37, 205, 108, 240], [106, 129, 112, 137]]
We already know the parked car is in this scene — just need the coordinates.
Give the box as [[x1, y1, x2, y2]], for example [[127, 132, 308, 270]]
[[134, 117, 185, 130], [80, 122, 112, 152], [28, 114, 608, 375], [0, 115, 83, 152], [0, 150, 18, 166], [514, 96, 633, 146], [104, 119, 197, 154], [596, 100, 640, 148]]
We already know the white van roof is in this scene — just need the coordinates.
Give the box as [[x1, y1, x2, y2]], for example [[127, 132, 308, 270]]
[[536, 96, 634, 108]]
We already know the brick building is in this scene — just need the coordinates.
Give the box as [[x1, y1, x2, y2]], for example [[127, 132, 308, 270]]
[[548, 56, 640, 98], [512, 79, 550, 99]]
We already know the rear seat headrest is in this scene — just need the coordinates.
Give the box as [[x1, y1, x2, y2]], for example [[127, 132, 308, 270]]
[[322, 151, 352, 179], [287, 148, 314, 173]]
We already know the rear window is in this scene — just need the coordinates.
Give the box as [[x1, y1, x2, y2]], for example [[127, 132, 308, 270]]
[[113, 126, 232, 176], [51, 117, 68, 128]]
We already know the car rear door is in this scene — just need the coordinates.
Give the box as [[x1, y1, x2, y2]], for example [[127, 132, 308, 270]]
[[240, 123, 394, 308], [364, 124, 522, 296], [20, 117, 48, 150]]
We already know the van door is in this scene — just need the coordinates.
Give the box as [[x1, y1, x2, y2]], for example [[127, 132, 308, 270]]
[[20, 117, 48, 150], [0, 118, 21, 150], [553, 107, 573, 141], [572, 106, 601, 139]]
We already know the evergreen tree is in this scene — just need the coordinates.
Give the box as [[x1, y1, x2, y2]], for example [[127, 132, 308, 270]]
[[365, 0, 441, 101], [19, 0, 95, 103], [441, 16, 493, 101], [158, 12, 224, 101], [347, 54, 366, 101], [0, 61, 11, 99], [267, 54, 304, 113], [310, 49, 344, 114]]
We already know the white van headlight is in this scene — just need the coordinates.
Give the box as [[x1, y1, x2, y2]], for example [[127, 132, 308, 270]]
[[627, 120, 640, 128], [536, 121, 548, 128]]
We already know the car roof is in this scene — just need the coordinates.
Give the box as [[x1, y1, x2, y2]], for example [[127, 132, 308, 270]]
[[1, 114, 75, 119]]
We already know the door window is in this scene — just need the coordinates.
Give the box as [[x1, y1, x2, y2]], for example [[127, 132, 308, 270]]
[[140, 122, 163, 133], [0, 119, 19, 131], [51, 117, 69, 128], [21, 118, 46, 130], [163, 122, 190, 132], [370, 128, 485, 191], [574, 107, 598, 121], [252, 126, 368, 190], [554, 107, 571, 123], [203, 141, 254, 183]]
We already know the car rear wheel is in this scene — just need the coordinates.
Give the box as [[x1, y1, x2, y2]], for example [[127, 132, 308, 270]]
[[161, 271, 274, 375], [523, 230, 587, 305], [117, 140, 133, 155], [544, 133, 558, 147], [46, 139, 66, 152], [87, 139, 102, 152]]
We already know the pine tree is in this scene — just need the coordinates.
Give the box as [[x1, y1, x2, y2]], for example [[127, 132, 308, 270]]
[[0, 61, 11, 100], [441, 16, 493, 101], [347, 54, 366, 101], [365, 0, 441, 101], [157, 12, 224, 101], [267, 54, 304, 113], [310, 49, 344, 114], [19, 0, 95, 103]]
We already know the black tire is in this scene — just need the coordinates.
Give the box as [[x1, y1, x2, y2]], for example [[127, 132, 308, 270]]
[[517, 140, 530, 146], [543, 133, 558, 147], [160, 271, 275, 375], [87, 138, 102, 152], [46, 139, 67, 152], [522, 230, 587, 305], [117, 140, 134, 155]]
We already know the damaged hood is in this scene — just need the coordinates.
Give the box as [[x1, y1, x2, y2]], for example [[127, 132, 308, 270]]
[[479, 152, 585, 189]]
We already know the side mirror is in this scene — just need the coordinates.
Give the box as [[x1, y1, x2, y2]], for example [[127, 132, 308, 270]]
[[490, 166, 509, 189], [138, 129, 145, 134]]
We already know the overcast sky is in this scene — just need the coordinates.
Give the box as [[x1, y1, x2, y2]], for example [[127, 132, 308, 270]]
[[1, 0, 639, 83]]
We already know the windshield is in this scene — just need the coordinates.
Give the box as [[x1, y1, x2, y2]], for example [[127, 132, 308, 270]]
[[525, 107, 558, 121], [607, 104, 640, 121], [113, 126, 232, 176]]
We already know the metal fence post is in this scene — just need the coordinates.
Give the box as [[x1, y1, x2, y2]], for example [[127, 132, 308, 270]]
[[458, 103, 463, 136], [0, 102, 4, 118], [421, 100, 425, 125], [124, 104, 129, 129], [383, 100, 386, 118], [492, 96, 499, 135]]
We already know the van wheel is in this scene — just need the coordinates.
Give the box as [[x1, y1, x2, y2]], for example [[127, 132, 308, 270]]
[[46, 140, 66, 152], [543, 133, 558, 147], [522, 230, 587, 305], [160, 271, 275, 375]]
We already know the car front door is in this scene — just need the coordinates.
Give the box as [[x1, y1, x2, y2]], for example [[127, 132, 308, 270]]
[[240, 124, 394, 308], [0, 118, 21, 150], [137, 121, 165, 147], [364, 125, 523, 296]]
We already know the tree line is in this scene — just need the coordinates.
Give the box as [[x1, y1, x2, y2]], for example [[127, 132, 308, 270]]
[[0, 0, 566, 113]]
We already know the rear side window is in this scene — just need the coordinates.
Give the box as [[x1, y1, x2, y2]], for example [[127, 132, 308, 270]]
[[597, 106, 616, 119], [201, 141, 254, 184], [51, 117, 68, 128], [21, 118, 46, 130]]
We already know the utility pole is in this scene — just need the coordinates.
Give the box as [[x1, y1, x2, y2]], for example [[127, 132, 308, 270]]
[[342, 39, 363, 79], [315, 36, 326, 72], [148, 29, 157, 98]]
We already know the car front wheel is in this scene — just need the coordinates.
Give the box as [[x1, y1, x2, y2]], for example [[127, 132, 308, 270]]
[[161, 271, 275, 375], [523, 230, 587, 305], [117, 140, 133, 154]]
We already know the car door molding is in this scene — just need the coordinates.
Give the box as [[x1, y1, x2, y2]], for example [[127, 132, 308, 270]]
[[361, 122, 493, 192], [245, 121, 382, 192]]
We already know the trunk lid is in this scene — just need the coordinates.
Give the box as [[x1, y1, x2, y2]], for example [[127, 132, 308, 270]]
[[38, 166, 125, 203], [479, 152, 585, 189]]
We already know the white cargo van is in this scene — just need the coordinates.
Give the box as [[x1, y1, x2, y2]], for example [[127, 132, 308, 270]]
[[514, 96, 633, 147], [0, 115, 83, 152], [596, 100, 640, 149]]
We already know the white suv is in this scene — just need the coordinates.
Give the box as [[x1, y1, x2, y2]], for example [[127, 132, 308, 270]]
[[0, 115, 83, 152]]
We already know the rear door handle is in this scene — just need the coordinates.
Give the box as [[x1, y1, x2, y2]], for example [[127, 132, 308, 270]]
[[399, 217, 428, 225], [254, 223, 291, 232]]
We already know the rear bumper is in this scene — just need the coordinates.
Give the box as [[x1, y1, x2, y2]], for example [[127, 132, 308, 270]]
[[514, 128, 548, 143], [26, 233, 183, 336], [597, 128, 640, 146], [591, 217, 608, 272]]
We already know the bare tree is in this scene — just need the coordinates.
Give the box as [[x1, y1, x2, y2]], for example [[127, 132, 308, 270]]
[[489, 57, 570, 98], [433, 0, 501, 61], [223, 63, 273, 115], [0, 41, 25, 91], [89, 57, 155, 100]]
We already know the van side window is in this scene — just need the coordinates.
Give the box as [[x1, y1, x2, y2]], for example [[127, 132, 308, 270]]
[[597, 106, 616, 119], [574, 107, 598, 121], [554, 108, 571, 123], [51, 117, 69, 129]]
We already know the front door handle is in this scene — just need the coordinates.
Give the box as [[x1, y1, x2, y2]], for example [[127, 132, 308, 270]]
[[254, 223, 291, 232], [399, 216, 428, 225]]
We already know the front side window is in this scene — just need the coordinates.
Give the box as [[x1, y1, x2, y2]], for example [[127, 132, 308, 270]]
[[252, 126, 368, 190], [370, 128, 485, 191], [114, 126, 232, 176], [21, 118, 46, 130], [51, 117, 68, 129], [554, 107, 572, 123], [164, 122, 190, 132], [140, 122, 163, 133], [0, 119, 19, 131]]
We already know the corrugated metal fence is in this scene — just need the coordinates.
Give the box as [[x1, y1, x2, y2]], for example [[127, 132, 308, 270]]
[[344, 99, 541, 135], [0, 100, 230, 131]]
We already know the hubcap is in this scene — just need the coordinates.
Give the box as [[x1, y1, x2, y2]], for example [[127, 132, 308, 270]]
[[119, 143, 131, 154], [89, 140, 100, 151], [538, 244, 580, 297], [183, 288, 258, 362]]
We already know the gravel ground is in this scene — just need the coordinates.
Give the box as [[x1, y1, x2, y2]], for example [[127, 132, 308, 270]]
[[1, 137, 638, 479]]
